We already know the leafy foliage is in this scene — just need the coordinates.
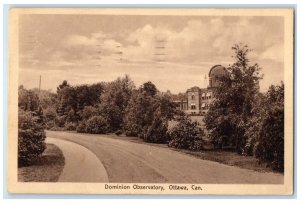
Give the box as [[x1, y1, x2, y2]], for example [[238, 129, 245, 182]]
[[76, 121, 87, 133], [80, 106, 101, 120], [204, 44, 262, 153], [99, 75, 135, 131], [144, 110, 169, 143], [141, 81, 157, 97], [123, 89, 157, 138], [84, 116, 109, 134], [56, 81, 104, 125], [18, 109, 46, 167], [18, 87, 46, 166], [123, 82, 177, 143], [168, 116, 205, 151], [245, 83, 284, 171]]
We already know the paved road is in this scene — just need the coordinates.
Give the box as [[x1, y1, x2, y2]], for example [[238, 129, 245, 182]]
[[46, 131, 283, 184], [46, 137, 108, 182]]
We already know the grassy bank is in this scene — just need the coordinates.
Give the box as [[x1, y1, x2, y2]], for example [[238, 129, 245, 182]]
[[18, 143, 65, 182]]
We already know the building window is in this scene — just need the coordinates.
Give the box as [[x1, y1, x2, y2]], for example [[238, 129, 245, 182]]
[[191, 94, 195, 100], [201, 93, 206, 100], [191, 104, 196, 110]]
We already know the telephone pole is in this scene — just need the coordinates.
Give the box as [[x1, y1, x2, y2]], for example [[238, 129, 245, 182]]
[[39, 75, 41, 92]]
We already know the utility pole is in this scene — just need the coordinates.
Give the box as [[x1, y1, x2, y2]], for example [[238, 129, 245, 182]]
[[39, 75, 41, 92]]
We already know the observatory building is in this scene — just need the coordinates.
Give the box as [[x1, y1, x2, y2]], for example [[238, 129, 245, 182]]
[[173, 65, 227, 115]]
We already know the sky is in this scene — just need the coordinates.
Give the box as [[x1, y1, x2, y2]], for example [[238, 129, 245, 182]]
[[19, 14, 284, 93]]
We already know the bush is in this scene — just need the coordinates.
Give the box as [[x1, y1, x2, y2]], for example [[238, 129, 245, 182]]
[[85, 116, 109, 134], [115, 130, 122, 136], [43, 107, 57, 123], [64, 122, 77, 131], [18, 110, 46, 167], [76, 121, 87, 133], [45, 120, 56, 130], [144, 112, 169, 143], [55, 115, 67, 127], [124, 123, 142, 137], [81, 106, 100, 120], [168, 116, 205, 151]]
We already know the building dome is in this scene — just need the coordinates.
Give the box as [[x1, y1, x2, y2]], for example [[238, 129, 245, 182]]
[[208, 65, 227, 77], [208, 65, 227, 88]]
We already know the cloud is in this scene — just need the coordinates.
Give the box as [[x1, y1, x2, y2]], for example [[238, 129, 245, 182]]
[[260, 43, 284, 62], [19, 16, 284, 93], [65, 34, 98, 46]]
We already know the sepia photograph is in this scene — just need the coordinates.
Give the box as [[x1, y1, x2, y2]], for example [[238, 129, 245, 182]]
[[7, 8, 294, 195]]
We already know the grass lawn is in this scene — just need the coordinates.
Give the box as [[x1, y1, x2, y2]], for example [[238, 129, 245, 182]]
[[172, 149, 278, 173], [18, 143, 65, 182]]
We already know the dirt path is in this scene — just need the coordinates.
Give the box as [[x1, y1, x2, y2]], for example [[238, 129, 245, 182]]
[[46, 131, 283, 184], [46, 137, 108, 182]]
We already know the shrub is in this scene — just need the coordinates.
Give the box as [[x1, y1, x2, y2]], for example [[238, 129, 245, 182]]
[[64, 122, 77, 131], [144, 112, 169, 143], [115, 130, 122, 136], [124, 123, 142, 137], [76, 121, 87, 133], [43, 107, 57, 123], [45, 120, 56, 130], [168, 116, 205, 151], [18, 110, 46, 167], [81, 106, 100, 120], [85, 116, 109, 134], [55, 115, 67, 127]]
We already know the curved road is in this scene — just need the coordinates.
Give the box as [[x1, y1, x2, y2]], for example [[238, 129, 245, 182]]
[[46, 137, 108, 182], [46, 131, 283, 184]]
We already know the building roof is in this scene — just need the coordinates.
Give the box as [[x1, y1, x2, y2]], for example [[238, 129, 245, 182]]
[[187, 86, 201, 92], [208, 65, 227, 77]]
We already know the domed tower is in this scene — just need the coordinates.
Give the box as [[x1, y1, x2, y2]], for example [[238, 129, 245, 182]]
[[208, 65, 227, 88]]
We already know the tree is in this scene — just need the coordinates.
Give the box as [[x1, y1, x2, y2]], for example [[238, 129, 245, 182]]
[[57, 80, 70, 94], [141, 81, 157, 97], [18, 87, 43, 124], [204, 44, 262, 153], [157, 93, 177, 120], [245, 83, 284, 171], [123, 90, 156, 138], [56, 86, 77, 121], [80, 106, 101, 120], [123, 82, 176, 143], [19, 88, 40, 112], [99, 75, 135, 131], [75, 83, 103, 112]]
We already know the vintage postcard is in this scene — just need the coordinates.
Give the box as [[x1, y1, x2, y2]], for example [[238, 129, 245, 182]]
[[7, 8, 294, 195]]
